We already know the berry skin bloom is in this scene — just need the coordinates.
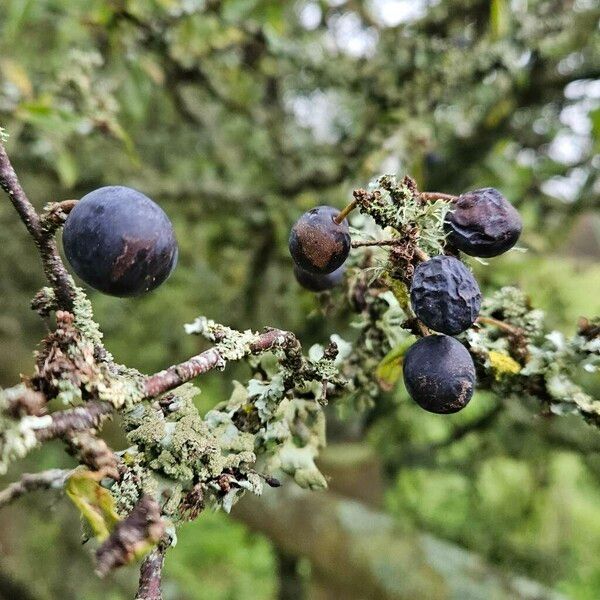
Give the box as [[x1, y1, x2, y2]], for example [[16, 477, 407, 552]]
[[293, 263, 345, 292], [403, 335, 476, 414], [63, 186, 178, 297], [445, 187, 522, 258], [410, 255, 481, 335], [289, 205, 350, 274]]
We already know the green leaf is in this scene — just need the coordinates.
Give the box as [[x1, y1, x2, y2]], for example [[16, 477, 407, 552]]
[[376, 338, 415, 390], [55, 149, 78, 189]]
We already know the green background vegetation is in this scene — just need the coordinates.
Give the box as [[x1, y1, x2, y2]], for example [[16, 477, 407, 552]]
[[0, 0, 598, 598]]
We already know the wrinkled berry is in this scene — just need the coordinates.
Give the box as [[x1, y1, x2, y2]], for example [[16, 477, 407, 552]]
[[403, 335, 476, 414], [445, 188, 522, 257], [410, 256, 481, 335], [63, 186, 178, 297], [294, 263, 345, 292], [289, 206, 350, 274]]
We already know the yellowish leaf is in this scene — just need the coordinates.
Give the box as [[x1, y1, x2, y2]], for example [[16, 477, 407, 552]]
[[66, 470, 121, 541]]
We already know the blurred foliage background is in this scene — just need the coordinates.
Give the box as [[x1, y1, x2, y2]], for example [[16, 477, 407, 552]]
[[0, 0, 599, 598]]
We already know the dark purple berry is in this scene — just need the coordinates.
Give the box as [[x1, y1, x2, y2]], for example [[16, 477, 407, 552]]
[[445, 188, 522, 257], [403, 335, 475, 414], [63, 186, 178, 297], [289, 206, 350, 274], [410, 256, 481, 335], [293, 263, 345, 292]]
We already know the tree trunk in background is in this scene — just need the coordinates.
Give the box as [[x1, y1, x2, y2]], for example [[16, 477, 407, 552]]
[[233, 442, 568, 600], [233, 486, 567, 600], [275, 549, 304, 600]]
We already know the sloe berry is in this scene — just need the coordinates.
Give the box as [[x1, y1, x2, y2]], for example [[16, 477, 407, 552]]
[[293, 263, 345, 292], [410, 255, 481, 335], [289, 206, 350, 274], [445, 188, 522, 257], [403, 335, 476, 414], [63, 186, 178, 297]]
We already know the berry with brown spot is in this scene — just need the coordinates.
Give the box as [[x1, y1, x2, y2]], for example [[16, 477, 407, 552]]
[[63, 186, 178, 296], [288, 206, 350, 274]]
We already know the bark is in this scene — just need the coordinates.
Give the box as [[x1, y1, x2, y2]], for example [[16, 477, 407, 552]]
[[233, 484, 567, 600]]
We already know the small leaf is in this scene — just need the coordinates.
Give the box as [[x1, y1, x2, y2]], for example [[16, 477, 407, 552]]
[[376, 338, 415, 390], [66, 469, 121, 541], [384, 275, 410, 313], [55, 150, 78, 189]]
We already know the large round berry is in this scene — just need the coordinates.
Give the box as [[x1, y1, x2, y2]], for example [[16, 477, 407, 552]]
[[403, 335, 475, 414], [63, 186, 178, 297], [445, 188, 522, 257], [289, 206, 350, 274], [294, 263, 345, 292], [410, 255, 481, 335]]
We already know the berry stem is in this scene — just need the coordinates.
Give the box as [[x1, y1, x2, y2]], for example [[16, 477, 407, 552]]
[[413, 247, 429, 263], [351, 238, 404, 248], [334, 199, 357, 224], [416, 320, 431, 337], [419, 192, 458, 203], [476, 316, 522, 336], [41, 199, 79, 234]]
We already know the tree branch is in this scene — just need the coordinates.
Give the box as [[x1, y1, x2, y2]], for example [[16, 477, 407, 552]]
[[143, 328, 300, 398], [135, 545, 166, 600], [0, 141, 75, 309], [34, 402, 114, 443], [0, 469, 71, 509]]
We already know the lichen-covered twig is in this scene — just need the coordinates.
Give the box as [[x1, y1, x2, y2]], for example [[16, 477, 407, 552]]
[[96, 495, 165, 577], [0, 469, 71, 508], [35, 402, 114, 443], [0, 140, 76, 309], [41, 199, 78, 236], [135, 545, 167, 600], [143, 326, 301, 398]]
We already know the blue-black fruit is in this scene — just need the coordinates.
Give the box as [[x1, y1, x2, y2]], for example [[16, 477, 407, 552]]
[[289, 206, 350, 274], [63, 186, 178, 297], [445, 188, 522, 257], [294, 263, 345, 292], [403, 335, 475, 414], [410, 255, 481, 335]]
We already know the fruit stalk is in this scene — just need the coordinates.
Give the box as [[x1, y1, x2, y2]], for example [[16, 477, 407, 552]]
[[419, 191, 458, 203], [476, 315, 523, 336], [334, 199, 357, 224]]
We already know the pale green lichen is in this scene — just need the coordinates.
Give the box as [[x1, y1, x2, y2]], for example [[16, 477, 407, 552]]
[[0, 412, 51, 475], [358, 175, 451, 257], [72, 286, 111, 356], [185, 316, 258, 360]]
